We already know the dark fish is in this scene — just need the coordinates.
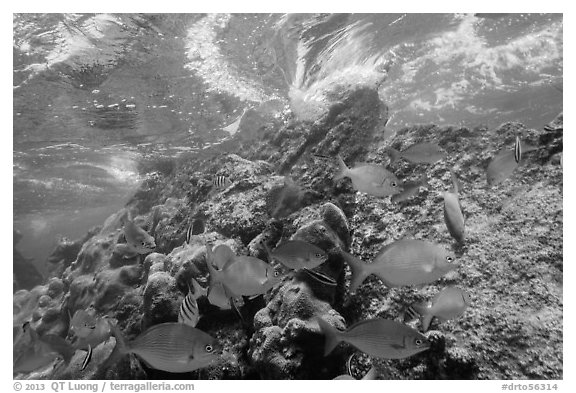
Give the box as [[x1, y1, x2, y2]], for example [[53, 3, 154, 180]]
[[266, 177, 305, 218], [335, 156, 401, 197], [341, 240, 457, 292], [316, 317, 430, 359], [407, 286, 470, 331], [386, 143, 446, 164], [212, 175, 232, 190], [443, 170, 465, 243], [390, 174, 429, 203], [105, 321, 222, 373], [514, 135, 522, 164]]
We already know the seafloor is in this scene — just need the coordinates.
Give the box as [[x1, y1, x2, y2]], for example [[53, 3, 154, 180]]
[[13, 87, 563, 380]]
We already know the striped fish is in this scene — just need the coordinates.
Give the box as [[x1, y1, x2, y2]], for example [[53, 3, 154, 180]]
[[186, 219, 205, 244], [178, 278, 206, 327], [212, 175, 232, 190], [514, 135, 522, 164]]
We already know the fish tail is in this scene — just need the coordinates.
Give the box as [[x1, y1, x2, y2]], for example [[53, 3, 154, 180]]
[[191, 277, 207, 299], [206, 245, 225, 299], [334, 155, 349, 181], [102, 320, 130, 370], [315, 317, 341, 356], [410, 303, 434, 332], [341, 251, 370, 293], [362, 366, 378, 380], [386, 147, 401, 164]]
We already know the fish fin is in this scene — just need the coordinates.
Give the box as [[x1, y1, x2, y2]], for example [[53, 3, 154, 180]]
[[315, 317, 341, 356], [346, 352, 356, 377], [341, 251, 370, 292], [362, 366, 378, 380], [302, 268, 337, 286], [386, 147, 401, 164], [334, 155, 349, 181], [81, 344, 92, 371], [101, 320, 130, 370], [411, 302, 433, 332], [421, 314, 434, 332], [190, 277, 207, 300]]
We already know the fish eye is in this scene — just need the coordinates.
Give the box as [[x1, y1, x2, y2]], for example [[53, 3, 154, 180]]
[[391, 181, 397, 187], [446, 256, 454, 263], [315, 253, 323, 258], [274, 270, 280, 277], [205, 344, 213, 353], [415, 339, 423, 346]]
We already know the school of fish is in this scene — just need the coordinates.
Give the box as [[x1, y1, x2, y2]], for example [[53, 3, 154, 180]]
[[14, 136, 544, 378]]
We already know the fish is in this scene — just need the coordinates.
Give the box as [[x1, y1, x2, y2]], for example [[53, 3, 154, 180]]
[[406, 286, 470, 331], [105, 321, 222, 373], [266, 177, 305, 218], [113, 243, 140, 259], [204, 244, 245, 310], [386, 143, 447, 164], [69, 308, 97, 339], [123, 219, 156, 254], [315, 317, 430, 359], [335, 155, 402, 198], [206, 246, 282, 297], [514, 135, 522, 164], [212, 244, 236, 268], [264, 240, 335, 285], [390, 174, 429, 203], [178, 279, 206, 328], [486, 149, 518, 186], [212, 175, 232, 190], [443, 170, 465, 243], [187, 219, 205, 242], [207, 281, 245, 310], [341, 239, 458, 292], [265, 240, 328, 271], [14, 325, 75, 373]]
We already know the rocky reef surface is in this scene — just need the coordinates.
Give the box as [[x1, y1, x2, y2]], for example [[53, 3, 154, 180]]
[[13, 86, 562, 380]]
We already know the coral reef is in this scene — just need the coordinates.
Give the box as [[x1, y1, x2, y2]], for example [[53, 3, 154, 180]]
[[13, 80, 562, 380]]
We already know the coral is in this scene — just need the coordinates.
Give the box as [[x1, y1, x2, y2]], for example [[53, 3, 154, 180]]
[[13, 79, 561, 380]]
